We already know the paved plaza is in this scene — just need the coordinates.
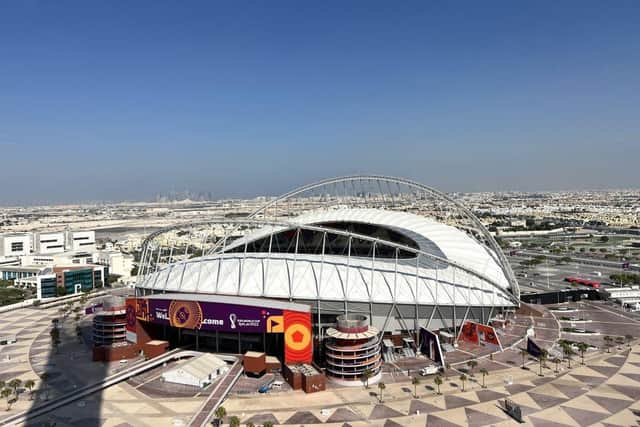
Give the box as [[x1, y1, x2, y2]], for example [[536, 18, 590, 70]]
[[1, 300, 640, 426]]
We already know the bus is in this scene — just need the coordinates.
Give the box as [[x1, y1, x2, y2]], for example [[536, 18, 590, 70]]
[[564, 277, 601, 289]]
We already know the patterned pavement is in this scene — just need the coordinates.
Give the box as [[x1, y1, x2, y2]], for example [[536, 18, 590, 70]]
[[221, 345, 640, 426]]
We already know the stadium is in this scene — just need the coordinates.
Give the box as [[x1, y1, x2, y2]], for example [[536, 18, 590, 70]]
[[127, 175, 520, 382]]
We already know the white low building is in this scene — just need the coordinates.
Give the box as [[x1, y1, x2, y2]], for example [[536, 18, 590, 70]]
[[94, 249, 134, 278], [162, 353, 229, 388]]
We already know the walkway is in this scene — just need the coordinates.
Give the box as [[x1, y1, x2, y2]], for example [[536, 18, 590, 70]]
[[189, 359, 243, 427]]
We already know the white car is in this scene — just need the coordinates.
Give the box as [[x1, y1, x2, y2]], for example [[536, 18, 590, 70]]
[[420, 365, 440, 376]]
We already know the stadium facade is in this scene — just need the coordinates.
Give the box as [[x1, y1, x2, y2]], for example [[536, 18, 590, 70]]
[[129, 175, 519, 365]]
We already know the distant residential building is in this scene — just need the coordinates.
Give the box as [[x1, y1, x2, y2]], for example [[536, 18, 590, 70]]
[[22, 251, 95, 266], [53, 264, 107, 294], [0, 265, 45, 281], [94, 249, 134, 278], [11, 264, 107, 299], [66, 230, 96, 251], [36, 232, 66, 254], [14, 270, 57, 299], [0, 233, 31, 257]]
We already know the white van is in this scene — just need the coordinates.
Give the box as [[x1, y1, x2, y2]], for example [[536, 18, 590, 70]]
[[420, 365, 440, 376]]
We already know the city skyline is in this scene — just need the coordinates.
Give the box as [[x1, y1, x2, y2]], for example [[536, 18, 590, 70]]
[[1, 1, 639, 205]]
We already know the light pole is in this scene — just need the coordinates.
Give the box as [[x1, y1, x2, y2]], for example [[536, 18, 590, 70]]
[[546, 257, 550, 290]]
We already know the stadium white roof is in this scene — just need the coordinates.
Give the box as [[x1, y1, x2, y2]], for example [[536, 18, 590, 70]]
[[139, 209, 517, 307]]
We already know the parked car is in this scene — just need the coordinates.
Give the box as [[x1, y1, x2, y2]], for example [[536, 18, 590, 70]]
[[420, 364, 440, 376]]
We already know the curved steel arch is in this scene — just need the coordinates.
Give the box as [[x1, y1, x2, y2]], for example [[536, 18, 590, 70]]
[[248, 175, 520, 299], [139, 175, 519, 300], [138, 218, 519, 306]]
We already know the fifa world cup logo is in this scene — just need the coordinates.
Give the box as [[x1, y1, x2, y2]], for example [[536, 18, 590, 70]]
[[229, 313, 237, 329]]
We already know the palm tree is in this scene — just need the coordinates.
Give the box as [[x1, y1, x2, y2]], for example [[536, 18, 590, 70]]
[[8, 379, 21, 399], [625, 334, 633, 347], [467, 359, 478, 376], [577, 342, 588, 365], [214, 406, 227, 424], [228, 416, 240, 427], [459, 374, 467, 392], [23, 379, 35, 400], [361, 368, 372, 389], [553, 357, 561, 373], [412, 376, 420, 398], [565, 347, 574, 369], [479, 368, 488, 388], [377, 382, 386, 403], [520, 348, 528, 369], [1, 388, 12, 411], [538, 352, 547, 376], [434, 376, 443, 395]]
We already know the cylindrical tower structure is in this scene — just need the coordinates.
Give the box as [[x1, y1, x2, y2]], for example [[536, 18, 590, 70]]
[[92, 296, 127, 346], [324, 314, 382, 386]]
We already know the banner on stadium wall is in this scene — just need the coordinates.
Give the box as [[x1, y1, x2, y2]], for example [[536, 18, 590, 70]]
[[283, 310, 312, 364], [135, 298, 288, 333], [419, 327, 445, 365], [458, 321, 502, 351], [125, 298, 138, 343], [132, 297, 313, 363]]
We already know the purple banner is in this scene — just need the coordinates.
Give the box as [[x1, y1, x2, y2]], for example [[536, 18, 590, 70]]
[[136, 298, 284, 333], [85, 303, 103, 315]]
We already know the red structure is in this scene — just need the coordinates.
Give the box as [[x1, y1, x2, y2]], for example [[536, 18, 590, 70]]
[[324, 314, 381, 385], [564, 277, 601, 289]]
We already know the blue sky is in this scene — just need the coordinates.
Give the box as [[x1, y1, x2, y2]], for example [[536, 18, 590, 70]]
[[1, 1, 639, 204]]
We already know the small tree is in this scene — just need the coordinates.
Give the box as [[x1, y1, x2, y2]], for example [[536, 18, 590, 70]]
[[23, 379, 35, 400], [214, 406, 227, 424], [444, 362, 451, 380], [412, 376, 420, 398], [361, 368, 372, 389], [565, 347, 574, 369], [625, 334, 633, 347], [228, 416, 240, 427], [479, 368, 488, 388], [1, 388, 12, 411], [377, 382, 386, 403], [263, 423, 274, 427], [467, 359, 478, 376], [8, 379, 21, 399], [538, 352, 547, 376], [459, 374, 467, 392], [604, 336, 613, 353], [520, 348, 528, 369], [434, 376, 443, 395], [553, 357, 561, 373], [577, 342, 588, 365], [246, 423, 255, 427]]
